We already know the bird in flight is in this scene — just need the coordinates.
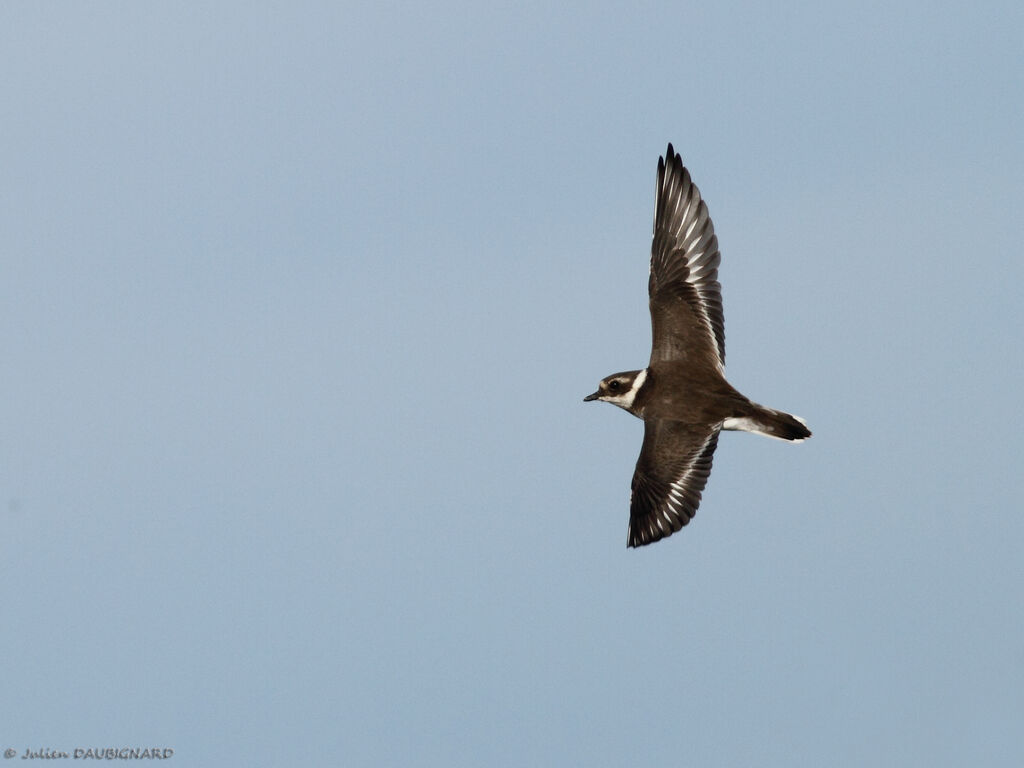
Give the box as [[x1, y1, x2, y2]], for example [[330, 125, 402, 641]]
[[585, 144, 811, 548]]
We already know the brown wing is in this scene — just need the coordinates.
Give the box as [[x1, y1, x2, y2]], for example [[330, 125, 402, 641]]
[[649, 144, 725, 370], [628, 420, 720, 548]]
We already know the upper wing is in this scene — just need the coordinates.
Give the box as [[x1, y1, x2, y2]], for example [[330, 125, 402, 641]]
[[628, 419, 721, 548], [649, 144, 725, 370]]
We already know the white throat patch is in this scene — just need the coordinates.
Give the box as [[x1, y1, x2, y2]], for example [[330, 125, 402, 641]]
[[604, 368, 647, 410]]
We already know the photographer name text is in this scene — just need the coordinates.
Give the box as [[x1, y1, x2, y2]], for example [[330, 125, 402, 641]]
[[5, 747, 174, 760]]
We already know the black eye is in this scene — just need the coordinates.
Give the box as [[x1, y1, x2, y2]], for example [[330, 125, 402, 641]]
[[608, 380, 620, 391]]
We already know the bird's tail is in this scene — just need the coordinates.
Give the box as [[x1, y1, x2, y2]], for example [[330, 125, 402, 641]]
[[723, 404, 811, 442]]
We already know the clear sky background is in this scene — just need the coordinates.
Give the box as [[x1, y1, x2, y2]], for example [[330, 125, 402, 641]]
[[2, 2, 1022, 766]]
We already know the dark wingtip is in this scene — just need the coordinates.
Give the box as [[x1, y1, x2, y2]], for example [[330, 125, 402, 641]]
[[626, 525, 678, 549], [627, 533, 660, 549], [662, 143, 685, 177], [748, 408, 812, 441], [784, 414, 812, 441]]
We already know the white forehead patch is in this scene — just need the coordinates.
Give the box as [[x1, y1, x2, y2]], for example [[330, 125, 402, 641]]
[[603, 368, 647, 410]]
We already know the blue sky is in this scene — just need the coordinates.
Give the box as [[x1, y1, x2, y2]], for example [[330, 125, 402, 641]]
[[2, 2, 1022, 766]]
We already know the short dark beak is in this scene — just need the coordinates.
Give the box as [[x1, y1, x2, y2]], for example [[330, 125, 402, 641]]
[[583, 391, 601, 402]]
